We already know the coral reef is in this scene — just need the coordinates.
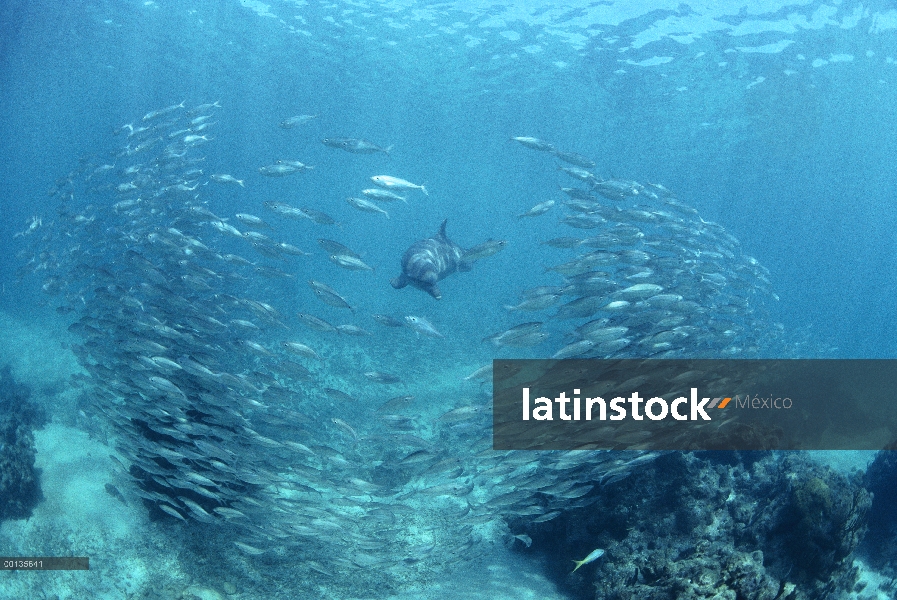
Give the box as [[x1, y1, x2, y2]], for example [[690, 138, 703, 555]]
[[513, 452, 869, 600], [0, 365, 47, 521], [860, 450, 897, 576]]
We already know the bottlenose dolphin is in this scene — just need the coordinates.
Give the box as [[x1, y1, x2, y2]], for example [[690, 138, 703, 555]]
[[391, 220, 470, 299]]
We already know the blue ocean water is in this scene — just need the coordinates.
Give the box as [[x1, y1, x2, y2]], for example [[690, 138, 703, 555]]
[[1, 0, 896, 598]]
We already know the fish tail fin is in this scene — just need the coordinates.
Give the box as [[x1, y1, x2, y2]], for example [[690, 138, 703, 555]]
[[421, 184, 429, 197], [237, 180, 245, 187], [383, 145, 393, 156], [572, 559, 585, 573], [490, 337, 504, 347], [503, 305, 517, 312]]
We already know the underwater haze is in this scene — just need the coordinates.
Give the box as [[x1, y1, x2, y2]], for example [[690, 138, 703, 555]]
[[1, 0, 896, 598]]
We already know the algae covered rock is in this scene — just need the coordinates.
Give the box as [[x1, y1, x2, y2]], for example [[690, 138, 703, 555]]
[[512, 452, 870, 600], [861, 450, 897, 576], [0, 365, 46, 521]]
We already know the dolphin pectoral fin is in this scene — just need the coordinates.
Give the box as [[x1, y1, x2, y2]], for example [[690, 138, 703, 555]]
[[428, 284, 442, 300], [391, 275, 408, 289]]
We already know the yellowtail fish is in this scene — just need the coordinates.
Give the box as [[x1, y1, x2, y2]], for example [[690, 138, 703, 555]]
[[572, 548, 605, 572]]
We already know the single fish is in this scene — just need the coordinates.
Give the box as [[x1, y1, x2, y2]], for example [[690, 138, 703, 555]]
[[259, 164, 299, 177], [463, 365, 492, 381], [542, 237, 583, 248], [572, 548, 605, 573], [104, 483, 128, 505], [517, 200, 555, 218], [187, 100, 220, 115], [405, 316, 444, 338], [280, 114, 317, 128], [511, 136, 556, 152], [210, 174, 244, 187], [276, 159, 314, 171], [277, 242, 310, 256], [142, 100, 185, 121], [318, 238, 359, 257], [335, 324, 372, 336], [364, 371, 401, 384], [371, 175, 427, 196], [551, 149, 596, 168], [209, 220, 242, 238], [281, 342, 321, 360], [371, 314, 404, 328], [296, 313, 337, 332], [378, 395, 415, 412], [299, 207, 337, 225], [463, 239, 507, 262], [308, 280, 355, 312], [233, 541, 265, 556], [557, 165, 597, 183], [504, 293, 561, 312], [332, 418, 358, 440], [323, 137, 392, 155], [264, 201, 307, 220], [346, 197, 389, 219], [235, 213, 272, 229], [361, 188, 406, 203], [158, 503, 186, 521], [329, 254, 375, 272]]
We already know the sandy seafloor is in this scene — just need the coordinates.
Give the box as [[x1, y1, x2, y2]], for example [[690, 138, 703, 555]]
[[0, 310, 890, 600]]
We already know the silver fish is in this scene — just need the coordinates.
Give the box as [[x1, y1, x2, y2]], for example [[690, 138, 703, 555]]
[[404, 316, 444, 338]]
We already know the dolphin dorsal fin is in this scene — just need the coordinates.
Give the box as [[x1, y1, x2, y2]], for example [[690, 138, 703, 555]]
[[438, 219, 448, 239]]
